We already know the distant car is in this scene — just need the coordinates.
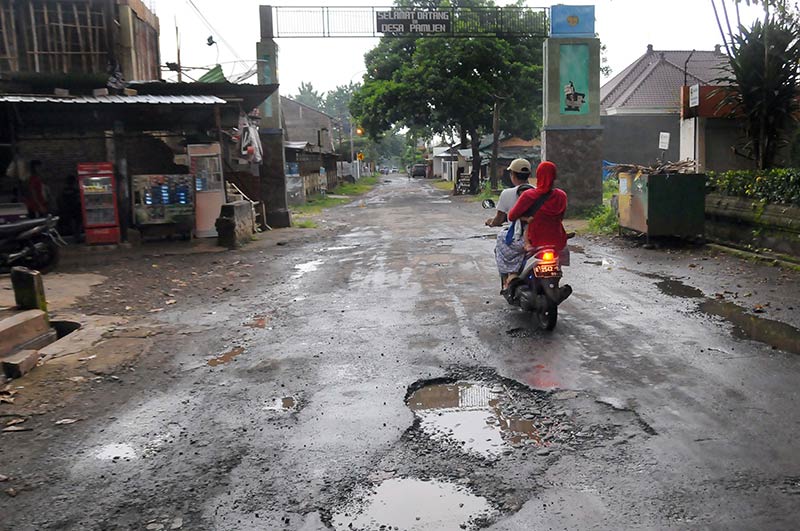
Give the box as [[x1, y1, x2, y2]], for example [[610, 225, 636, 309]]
[[391, 167, 398, 173], [412, 164, 427, 178]]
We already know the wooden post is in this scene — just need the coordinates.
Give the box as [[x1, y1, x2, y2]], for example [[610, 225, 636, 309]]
[[73, 4, 86, 72], [29, 3, 39, 72], [0, 5, 11, 71], [85, 5, 95, 71], [42, 3, 51, 72], [57, 3, 67, 73], [9, 0, 17, 71]]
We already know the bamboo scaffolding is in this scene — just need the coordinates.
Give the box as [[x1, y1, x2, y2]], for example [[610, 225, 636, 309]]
[[72, 4, 87, 71], [29, 3, 39, 72]]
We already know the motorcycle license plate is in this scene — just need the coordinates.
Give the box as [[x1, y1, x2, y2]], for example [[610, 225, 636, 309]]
[[534, 263, 562, 278]]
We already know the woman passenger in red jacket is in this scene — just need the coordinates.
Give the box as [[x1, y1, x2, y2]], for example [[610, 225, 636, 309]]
[[508, 160, 568, 253]]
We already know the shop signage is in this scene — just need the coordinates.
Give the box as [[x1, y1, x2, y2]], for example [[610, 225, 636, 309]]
[[376, 10, 451, 34]]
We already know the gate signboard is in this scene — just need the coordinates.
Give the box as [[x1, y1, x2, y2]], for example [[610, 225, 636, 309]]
[[376, 10, 451, 34]]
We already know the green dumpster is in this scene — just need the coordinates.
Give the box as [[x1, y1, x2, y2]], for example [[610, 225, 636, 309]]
[[617, 172, 706, 241]]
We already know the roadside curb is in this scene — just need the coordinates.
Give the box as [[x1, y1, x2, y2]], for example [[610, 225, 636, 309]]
[[707, 242, 800, 271]]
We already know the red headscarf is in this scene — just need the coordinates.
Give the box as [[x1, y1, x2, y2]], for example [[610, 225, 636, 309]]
[[535, 161, 557, 192]]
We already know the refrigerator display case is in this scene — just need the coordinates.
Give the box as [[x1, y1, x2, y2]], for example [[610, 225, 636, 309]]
[[132, 174, 195, 239], [78, 162, 120, 244], [189, 143, 225, 238]]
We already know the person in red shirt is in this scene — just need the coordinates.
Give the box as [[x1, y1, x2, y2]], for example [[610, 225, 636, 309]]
[[23, 160, 48, 218], [508, 160, 568, 253]]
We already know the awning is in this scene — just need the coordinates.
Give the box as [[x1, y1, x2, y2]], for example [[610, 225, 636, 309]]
[[0, 94, 225, 105]]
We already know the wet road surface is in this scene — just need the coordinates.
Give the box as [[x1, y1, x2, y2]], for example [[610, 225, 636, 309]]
[[2, 175, 800, 530]]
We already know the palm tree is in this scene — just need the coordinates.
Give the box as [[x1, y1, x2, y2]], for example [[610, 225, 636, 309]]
[[711, 0, 800, 169]]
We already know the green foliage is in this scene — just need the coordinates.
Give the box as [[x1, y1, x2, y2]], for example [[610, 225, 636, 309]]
[[293, 81, 324, 110], [350, 0, 545, 147], [707, 168, 800, 206], [602, 177, 619, 203], [586, 205, 619, 234], [712, 2, 800, 169]]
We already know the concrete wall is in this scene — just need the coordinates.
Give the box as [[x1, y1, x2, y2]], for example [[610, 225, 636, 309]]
[[215, 201, 255, 249], [602, 114, 681, 165], [706, 192, 800, 257], [281, 98, 335, 152]]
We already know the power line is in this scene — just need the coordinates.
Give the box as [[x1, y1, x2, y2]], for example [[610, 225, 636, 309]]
[[185, 0, 249, 71]]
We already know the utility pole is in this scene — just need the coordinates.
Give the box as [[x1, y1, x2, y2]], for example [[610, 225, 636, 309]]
[[175, 18, 182, 82], [490, 98, 500, 190]]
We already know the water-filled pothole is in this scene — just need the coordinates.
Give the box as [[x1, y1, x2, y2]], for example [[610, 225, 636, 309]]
[[330, 477, 496, 531], [701, 299, 800, 355], [208, 347, 244, 367], [655, 278, 705, 299], [406, 381, 549, 458], [264, 396, 296, 411], [95, 443, 137, 461]]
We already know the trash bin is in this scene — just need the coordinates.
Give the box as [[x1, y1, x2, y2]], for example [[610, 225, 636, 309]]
[[617, 172, 706, 241]]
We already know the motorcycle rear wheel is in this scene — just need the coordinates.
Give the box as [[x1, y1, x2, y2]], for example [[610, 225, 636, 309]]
[[31, 239, 59, 273], [535, 303, 558, 331]]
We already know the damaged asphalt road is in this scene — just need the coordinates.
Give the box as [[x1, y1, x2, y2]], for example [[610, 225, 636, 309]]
[[2, 175, 800, 530]]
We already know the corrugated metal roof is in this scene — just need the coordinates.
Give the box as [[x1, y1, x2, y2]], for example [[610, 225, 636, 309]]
[[284, 141, 310, 150], [0, 94, 226, 105]]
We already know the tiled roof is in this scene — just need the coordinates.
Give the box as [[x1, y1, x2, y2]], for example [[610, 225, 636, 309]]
[[601, 47, 729, 111]]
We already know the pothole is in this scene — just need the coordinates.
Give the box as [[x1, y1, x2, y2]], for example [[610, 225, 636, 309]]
[[208, 347, 244, 367], [264, 396, 296, 411], [291, 259, 324, 279], [654, 278, 704, 299], [406, 381, 547, 458], [700, 300, 800, 355], [330, 477, 496, 531], [94, 443, 137, 461]]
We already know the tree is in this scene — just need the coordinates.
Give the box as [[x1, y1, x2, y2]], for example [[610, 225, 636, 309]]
[[711, 0, 800, 169], [350, 0, 545, 193], [323, 83, 360, 157], [292, 81, 324, 110]]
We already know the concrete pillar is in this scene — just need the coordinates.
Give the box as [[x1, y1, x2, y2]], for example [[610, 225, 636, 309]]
[[257, 6, 291, 228], [11, 267, 47, 313], [541, 5, 603, 214]]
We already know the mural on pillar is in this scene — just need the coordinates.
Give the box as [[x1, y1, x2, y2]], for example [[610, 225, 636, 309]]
[[259, 53, 273, 117], [559, 44, 589, 114]]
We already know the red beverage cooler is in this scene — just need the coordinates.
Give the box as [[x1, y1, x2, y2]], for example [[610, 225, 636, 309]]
[[78, 162, 121, 244]]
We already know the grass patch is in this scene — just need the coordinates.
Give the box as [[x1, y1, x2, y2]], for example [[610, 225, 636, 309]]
[[432, 179, 453, 191], [335, 175, 379, 196], [294, 219, 318, 229], [586, 205, 619, 234], [466, 180, 501, 203], [292, 175, 380, 218]]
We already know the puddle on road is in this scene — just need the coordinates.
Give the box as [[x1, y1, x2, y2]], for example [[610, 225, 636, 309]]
[[208, 347, 244, 367], [95, 443, 137, 461], [700, 300, 800, 355], [655, 278, 705, 299], [331, 477, 495, 531], [406, 381, 542, 458], [291, 259, 325, 279], [245, 315, 269, 328], [264, 396, 296, 411], [430, 200, 452, 204]]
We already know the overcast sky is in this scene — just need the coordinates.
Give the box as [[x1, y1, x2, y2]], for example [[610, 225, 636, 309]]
[[153, 0, 765, 97]]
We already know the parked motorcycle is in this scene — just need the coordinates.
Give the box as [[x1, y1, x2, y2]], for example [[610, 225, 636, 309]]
[[0, 215, 65, 273], [483, 199, 572, 331]]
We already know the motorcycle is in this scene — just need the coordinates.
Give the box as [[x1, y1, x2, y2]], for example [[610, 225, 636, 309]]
[[0, 215, 65, 273], [483, 199, 573, 331]]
